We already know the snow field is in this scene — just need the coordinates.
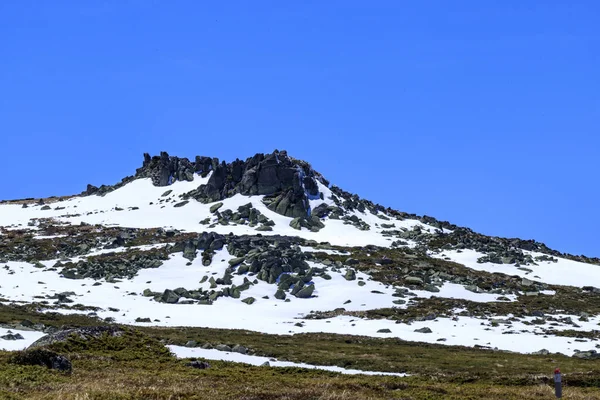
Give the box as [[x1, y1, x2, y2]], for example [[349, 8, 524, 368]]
[[168, 345, 407, 376]]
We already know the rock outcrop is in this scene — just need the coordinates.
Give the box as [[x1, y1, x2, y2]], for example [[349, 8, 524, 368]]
[[86, 150, 330, 220], [78, 149, 600, 266], [29, 326, 125, 349], [177, 150, 328, 219]]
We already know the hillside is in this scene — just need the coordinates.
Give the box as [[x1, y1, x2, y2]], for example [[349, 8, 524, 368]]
[[1, 150, 600, 399]]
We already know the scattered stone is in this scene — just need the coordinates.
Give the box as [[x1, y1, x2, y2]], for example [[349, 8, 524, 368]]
[[344, 269, 356, 281], [532, 349, 550, 356], [346, 258, 359, 266], [232, 345, 247, 354], [160, 289, 180, 304], [573, 350, 600, 360], [405, 276, 423, 285], [187, 360, 211, 369], [242, 297, 256, 305], [521, 278, 534, 287], [414, 327, 432, 334], [1, 333, 24, 341], [215, 344, 232, 352], [294, 284, 315, 299], [10, 348, 72, 373], [210, 202, 224, 213], [228, 257, 245, 267], [423, 284, 440, 293]]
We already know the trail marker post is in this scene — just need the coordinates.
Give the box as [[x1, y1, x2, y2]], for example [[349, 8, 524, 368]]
[[554, 368, 562, 398]]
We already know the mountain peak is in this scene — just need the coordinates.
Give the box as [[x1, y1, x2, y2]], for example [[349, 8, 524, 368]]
[[86, 150, 330, 220]]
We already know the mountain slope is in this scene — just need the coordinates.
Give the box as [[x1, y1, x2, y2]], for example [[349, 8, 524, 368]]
[[1, 150, 600, 362]]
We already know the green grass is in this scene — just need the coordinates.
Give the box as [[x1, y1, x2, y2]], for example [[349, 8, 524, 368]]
[[2, 302, 600, 388], [2, 227, 600, 398], [1, 330, 599, 399]]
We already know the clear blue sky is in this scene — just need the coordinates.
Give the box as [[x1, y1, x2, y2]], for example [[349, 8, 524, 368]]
[[1, 1, 598, 256]]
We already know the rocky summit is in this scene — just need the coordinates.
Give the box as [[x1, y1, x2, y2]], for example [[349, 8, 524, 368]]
[[1, 150, 600, 397], [85, 150, 328, 220]]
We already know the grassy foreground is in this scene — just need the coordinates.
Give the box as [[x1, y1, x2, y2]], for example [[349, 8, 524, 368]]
[[1, 304, 600, 399], [1, 329, 599, 400]]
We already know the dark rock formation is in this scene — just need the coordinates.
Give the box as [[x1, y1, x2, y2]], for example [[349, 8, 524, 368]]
[[1, 332, 24, 340], [75, 149, 600, 265], [137, 152, 197, 186], [187, 360, 211, 369], [29, 326, 126, 349], [181, 150, 328, 219], [10, 348, 72, 373], [90, 150, 330, 220]]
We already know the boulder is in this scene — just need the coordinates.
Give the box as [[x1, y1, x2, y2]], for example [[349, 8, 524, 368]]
[[274, 289, 287, 300], [405, 276, 423, 285], [1, 332, 24, 341], [423, 284, 440, 293], [344, 269, 356, 281], [161, 289, 180, 304], [210, 202, 224, 213], [573, 350, 600, 360], [10, 348, 72, 374], [187, 360, 210, 369], [521, 278, 534, 287], [215, 344, 232, 352], [414, 327, 432, 334], [232, 345, 247, 355], [228, 257, 245, 266], [29, 326, 125, 349], [532, 349, 550, 356], [242, 297, 256, 305], [294, 284, 315, 299]]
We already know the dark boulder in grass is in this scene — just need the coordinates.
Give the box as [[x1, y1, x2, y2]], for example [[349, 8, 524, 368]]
[[29, 326, 127, 349], [187, 360, 211, 369], [232, 345, 248, 354], [572, 350, 600, 360], [27, 326, 174, 365], [10, 348, 72, 374]]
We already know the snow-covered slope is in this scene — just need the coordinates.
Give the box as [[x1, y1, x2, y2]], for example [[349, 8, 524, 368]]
[[0, 174, 439, 247], [1, 151, 599, 359]]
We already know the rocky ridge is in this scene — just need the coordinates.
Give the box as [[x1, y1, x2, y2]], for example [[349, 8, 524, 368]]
[[78, 150, 600, 266], [85, 150, 329, 220]]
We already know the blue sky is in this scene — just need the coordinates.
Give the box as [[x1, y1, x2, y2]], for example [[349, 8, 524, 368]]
[[1, 1, 598, 256]]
